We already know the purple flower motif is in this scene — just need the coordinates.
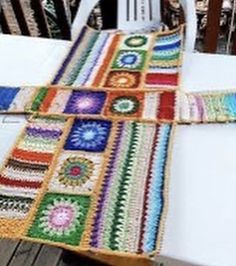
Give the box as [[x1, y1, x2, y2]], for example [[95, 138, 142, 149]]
[[64, 91, 106, 114]]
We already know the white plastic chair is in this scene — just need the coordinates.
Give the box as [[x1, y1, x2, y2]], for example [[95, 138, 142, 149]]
[[72, 0, 197, 52]]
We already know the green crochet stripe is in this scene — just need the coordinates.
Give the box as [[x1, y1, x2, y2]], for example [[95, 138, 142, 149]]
[[34, 114, 67, 123], [204, 95, 216, 120], [151, 53, 180, 61], [67, 32, 100, 85], [31, 87, 48, 112], [109, 122, 140, 250]]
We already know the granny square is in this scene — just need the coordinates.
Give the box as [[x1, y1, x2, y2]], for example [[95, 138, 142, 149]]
[[104, 71, 141, 89], [64, 119, 112, 152], [121, 34, 150, 49], [105, 92, 144, 117], [64, 90, 106, 114], [49, 151, 103, 194], [112, 50, 146, 70], [27, 193, 90, 246]]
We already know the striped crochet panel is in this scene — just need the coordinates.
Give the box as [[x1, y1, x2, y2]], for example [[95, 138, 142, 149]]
[[0, 115, 68, 236], [5, 86, 236, 124], [51, 25, 183, 89], [0, 113, 173, 256], [145, 31, 182, 88], [0, 86, 176, 123], [176, 91, 236, 123], [88, 122, 172, 253], [0, 86, 36, 112]]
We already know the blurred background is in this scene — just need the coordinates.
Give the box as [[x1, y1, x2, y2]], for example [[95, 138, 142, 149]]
[[0, 0, 235, 53]]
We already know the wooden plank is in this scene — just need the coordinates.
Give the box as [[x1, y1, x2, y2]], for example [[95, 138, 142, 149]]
[[33, 245, 62, 266], [204, 0, 223, 53], [10, 0, 30, 36], [8, 241, 41, 266], [0, 240, 20, 266], [30, 0, 51, 38], [60, 250, 112, 266], [51, 0, 71, 40], [60, 250, 151, 266], [0, 9, 11, 34]]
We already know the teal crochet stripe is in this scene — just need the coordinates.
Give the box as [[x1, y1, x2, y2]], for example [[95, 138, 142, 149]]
[[66, 32, 100, 86], [142, 124, 171, 252]]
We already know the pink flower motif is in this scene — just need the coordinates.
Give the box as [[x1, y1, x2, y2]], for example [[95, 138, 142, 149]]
[[48, 205, 74, 230]]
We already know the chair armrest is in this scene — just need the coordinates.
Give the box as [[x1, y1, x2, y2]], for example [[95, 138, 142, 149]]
[[71, 0, 99, 40]]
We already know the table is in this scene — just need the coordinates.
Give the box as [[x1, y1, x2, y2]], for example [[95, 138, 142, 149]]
[[1, 34, 236, 266]]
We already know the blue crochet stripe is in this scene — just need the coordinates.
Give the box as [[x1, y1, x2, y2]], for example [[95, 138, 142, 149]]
[[224, 93, 236, 117], [153, 40, 181, 51], [0, 87, 20, 110], [143, 124, 171, 253]]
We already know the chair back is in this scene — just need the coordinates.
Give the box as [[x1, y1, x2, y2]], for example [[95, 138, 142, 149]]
[[72, 0, 197, 52]]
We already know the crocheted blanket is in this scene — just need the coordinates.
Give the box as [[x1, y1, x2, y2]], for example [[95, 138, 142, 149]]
[[1, 25, 223, 262], [1, 86, 235, 123]]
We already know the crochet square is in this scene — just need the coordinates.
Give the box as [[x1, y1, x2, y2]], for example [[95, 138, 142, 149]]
[[105, 92, 144, 117], [64, 91, 106, 114], [0, 87, 19, 111], [104, 71, 141, 89], [64, 119, 112, 152], [121, 34, 151, 50], [49, 151, 103, 194], [112, 50, 146, 70], [27, 193, 90, 246]]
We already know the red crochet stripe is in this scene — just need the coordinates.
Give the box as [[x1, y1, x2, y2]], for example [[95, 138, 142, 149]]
[[0, 175, 42, 189], [12, 148, 53, 164], [146, 73, 178, 86], [158, 91, 175, 120], [39, 87, 57, 112]]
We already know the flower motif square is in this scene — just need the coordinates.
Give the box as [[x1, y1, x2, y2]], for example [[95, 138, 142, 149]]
[[27, 193, 90, 246], [104, 71, 141, 89], [49, 152, 103, 194], [64, 119, 112, 152], [112, 50, 146, 70], [121, 34, 151, 49], [64, 91, 106, 114], [105, 92, 144, 117]]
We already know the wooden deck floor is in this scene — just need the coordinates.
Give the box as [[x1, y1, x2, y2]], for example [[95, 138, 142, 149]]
[[0, 240, 197, 266], [0, 240, 109, 266]]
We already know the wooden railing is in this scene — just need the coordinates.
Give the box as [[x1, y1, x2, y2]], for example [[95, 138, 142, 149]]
[[0, 0, 75, 39]]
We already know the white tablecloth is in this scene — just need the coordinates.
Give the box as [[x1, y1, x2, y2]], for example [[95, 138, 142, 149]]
[[1, 34, 236, 266]]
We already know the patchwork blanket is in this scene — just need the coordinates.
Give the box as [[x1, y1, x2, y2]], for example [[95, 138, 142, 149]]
[[0, 24, 230, 263]]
